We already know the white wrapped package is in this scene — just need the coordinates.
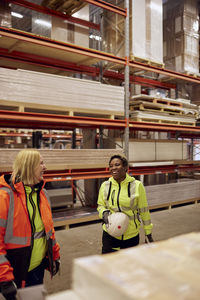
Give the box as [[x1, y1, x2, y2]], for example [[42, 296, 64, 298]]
[[131, 0, 163, 64]]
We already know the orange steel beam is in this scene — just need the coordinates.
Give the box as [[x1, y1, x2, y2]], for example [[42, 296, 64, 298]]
[[129, 121, 200, 133], [0, 48, 176, 89], [82, 0, 126, 16], [7, 0, 100, 30], [129, 60, 200, 84], [0, 27, 200, 84], [1, 110, 200, 133], [2, 164, 200, 180], [0, 110, 125, 130], [43, 164, 200, 182], [0, 27, 125, 66], [0, 132, 82, 139]]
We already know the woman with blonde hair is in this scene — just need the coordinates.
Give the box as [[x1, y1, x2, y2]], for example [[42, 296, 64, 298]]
[[0, 149, 60, 300]]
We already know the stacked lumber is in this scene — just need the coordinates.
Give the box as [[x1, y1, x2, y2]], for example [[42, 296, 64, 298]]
[[0, 149, 124, 172], [0, 68, 124, 117], [146, 180, 200, 209], [130, 94, 198, 126], [47, 232, 200, 300], [116, 139, 188, 161]]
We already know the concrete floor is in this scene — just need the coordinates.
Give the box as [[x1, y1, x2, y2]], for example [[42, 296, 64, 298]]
[[44, 203, 200, 295]]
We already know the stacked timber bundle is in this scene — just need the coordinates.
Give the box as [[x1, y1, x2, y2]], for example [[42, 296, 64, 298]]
[[116, 138, 188, 162], [0, 67, 124, 118], [146, 179, 200, 209], [0, 148, 124, 173], [47, 232, 200, 300], [130, 94, 198, 126]]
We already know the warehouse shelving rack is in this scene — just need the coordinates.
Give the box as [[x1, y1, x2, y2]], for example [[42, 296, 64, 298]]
[[1, 1, 200, 226], [1, 1, 200, 167]]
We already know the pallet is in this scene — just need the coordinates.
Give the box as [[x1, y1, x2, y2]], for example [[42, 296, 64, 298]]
[[130, 101, 184, 115], [130, 95, 183, 108], [0, 99, 123, 120], [130, 110, 196, 127], [130, 116, 196, 127], [130, 55, 165, 68], [149, 198, 200, 211], [182, 71, 200, 78]]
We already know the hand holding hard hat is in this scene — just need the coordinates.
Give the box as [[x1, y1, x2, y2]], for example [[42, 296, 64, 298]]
[[106, 212, 129, 237]]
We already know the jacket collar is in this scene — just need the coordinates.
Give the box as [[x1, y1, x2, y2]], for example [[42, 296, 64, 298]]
[[109, 173, 135, 185], [1, 174, 45, 192]]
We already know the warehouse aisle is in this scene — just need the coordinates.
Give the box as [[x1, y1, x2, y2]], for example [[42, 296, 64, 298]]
[[44, 203, 200, 295]]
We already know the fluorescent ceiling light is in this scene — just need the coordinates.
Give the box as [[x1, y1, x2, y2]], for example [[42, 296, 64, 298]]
[[11, 12, 23, 18], [34, 19, 51, 28], [89, 34, 102, 41]]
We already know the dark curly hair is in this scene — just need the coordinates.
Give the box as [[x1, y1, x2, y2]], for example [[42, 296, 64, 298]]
[[109, 155, 128, 168]]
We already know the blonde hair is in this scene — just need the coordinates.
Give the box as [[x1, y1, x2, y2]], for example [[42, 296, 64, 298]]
[[12, 149, 41, 185]]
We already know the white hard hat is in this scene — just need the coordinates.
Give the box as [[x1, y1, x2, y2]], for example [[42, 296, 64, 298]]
[[106, 212, 129, 238]]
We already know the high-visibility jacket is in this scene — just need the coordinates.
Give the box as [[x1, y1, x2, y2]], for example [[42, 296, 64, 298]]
[[97, 173, 153, 240], [0, 174, 60, 287]]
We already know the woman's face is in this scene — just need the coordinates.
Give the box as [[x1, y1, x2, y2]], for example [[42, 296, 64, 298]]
[[109, 158, 127, 183], [34, 155, 47, 184]]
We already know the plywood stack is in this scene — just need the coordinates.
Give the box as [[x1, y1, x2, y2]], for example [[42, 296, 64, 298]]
[[146, 179, 200, 209], [130, 94, 198, 126], [0, 148, 124, 173], [47, 232, 200, 300], [0, 68, 124, 117], [116, 139, 188, 162]]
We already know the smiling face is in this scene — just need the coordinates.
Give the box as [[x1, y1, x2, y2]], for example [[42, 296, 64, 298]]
[[109, 158, 127, 183], [34, 155, 47, 184]]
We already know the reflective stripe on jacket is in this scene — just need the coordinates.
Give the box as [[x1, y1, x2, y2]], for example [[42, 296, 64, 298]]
[[0, 174, 60, 284], [97, 173, 153, 240]]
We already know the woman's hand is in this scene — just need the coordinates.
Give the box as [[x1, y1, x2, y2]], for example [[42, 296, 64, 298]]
[[102, 211, 110, 225]]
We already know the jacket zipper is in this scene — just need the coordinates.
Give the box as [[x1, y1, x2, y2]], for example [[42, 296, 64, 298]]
[[117, 182, 121, 212], [25, 188, 35, 250]]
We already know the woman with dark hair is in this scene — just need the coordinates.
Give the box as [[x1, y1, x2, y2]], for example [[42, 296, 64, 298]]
[[97, 154, 153, 254], [0, 149, 60, 300]]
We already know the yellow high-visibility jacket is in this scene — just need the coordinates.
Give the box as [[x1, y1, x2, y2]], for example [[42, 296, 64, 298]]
[[97, 173, 153, 240]]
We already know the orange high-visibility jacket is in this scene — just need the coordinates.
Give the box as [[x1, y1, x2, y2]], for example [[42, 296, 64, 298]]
[[0, 174, 60, 286]]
